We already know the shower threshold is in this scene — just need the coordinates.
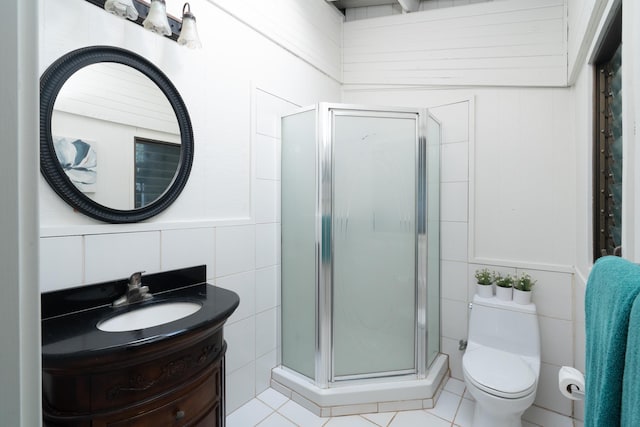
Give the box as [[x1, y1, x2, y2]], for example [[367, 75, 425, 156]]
[[271, 353, 449, 417]]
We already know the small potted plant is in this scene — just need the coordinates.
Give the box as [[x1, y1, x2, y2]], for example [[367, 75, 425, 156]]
[[513, 272, 536, 304], [493, 273, 514, 301], [474, 268, 494, 298]]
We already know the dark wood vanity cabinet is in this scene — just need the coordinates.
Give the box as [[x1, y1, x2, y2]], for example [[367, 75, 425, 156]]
[[43, 325, 226, 427], [41, 268, 239, 427]]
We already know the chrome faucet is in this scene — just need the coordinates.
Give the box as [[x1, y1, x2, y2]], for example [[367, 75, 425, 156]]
[[112, 271, 153, 307]]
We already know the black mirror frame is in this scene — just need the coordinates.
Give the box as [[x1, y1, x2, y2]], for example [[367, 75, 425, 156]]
[[40, 45, 194, 223]]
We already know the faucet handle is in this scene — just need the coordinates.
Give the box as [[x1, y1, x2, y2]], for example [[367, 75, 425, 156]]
[[129, 271, 146, 286]]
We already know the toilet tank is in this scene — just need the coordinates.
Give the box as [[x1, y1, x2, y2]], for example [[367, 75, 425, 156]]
[[467, 295, 540, 358]]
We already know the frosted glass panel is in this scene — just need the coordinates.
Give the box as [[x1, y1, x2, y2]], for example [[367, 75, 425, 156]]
[[426, 115, 441, 366], [281, 109, 316, 380], [332, 114, 417, 378]]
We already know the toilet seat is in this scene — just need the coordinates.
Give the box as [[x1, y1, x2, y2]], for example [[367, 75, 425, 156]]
[[463, 347, 537, 399]]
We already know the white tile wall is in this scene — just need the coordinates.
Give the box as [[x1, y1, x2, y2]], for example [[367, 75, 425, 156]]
[[432, 101, 472, 381], [440, 260, 468, 302], [226, 363, 258, 414], [255, 266, 280, 313], [255, 134, 281, 181], [217, 271, 256, 324], [534, 362, 573, 416], [442, 337, 464, 379], [440, 221, 468, 262], [441, 299, 468, 342], [526, 270, 573, 321], [255, 179, 280, 224], [226, 316, 257, 373], [255, 308, 278, 357], [223, 89, 286, 412], [441, 142, 469, 183], [538, 316, 574, 366], [440, 182, 468, 222], [40, 236, 83, 292], [255, 223, 280, 269], [433, 102, 469, 144], [256, 350, 278, 394], [256, 89, 298, 139], [160, 228, 215, 278], [215, 225, 256, 277], [85, 232, 161, 283]]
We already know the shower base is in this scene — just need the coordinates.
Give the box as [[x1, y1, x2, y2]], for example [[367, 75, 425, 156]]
[[271, 354, 449, 417]]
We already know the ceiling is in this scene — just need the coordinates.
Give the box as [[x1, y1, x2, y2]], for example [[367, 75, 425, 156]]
[[328, 0, 422, 13], [329, 0, 397, 7]]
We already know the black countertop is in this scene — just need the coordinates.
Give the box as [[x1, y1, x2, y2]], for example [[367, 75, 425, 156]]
[[41, 266, 240, 362]]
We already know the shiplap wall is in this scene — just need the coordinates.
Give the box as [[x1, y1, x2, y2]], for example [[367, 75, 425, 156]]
[[343, 0, 568, 87], [55, 63, 179, 135], [207, 0, 344, 81], [344, 0, 492, 21]]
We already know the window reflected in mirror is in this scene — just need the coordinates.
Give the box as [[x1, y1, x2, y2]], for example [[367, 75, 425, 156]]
[[134, 138, 180, 208]]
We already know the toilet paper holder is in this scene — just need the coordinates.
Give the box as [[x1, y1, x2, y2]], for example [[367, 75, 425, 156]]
[[558, 366, 585, 401], [565, 383, 585, 399]]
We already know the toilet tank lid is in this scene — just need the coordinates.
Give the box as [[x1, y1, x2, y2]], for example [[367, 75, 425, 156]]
[[472, 294, 537, 314], [463, 347, 537, 398]]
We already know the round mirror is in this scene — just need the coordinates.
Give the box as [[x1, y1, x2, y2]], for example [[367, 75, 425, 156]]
[[40, 46, 194, 223]]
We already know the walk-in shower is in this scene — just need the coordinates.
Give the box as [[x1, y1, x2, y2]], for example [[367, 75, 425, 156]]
[[274, 104, 446, 415]]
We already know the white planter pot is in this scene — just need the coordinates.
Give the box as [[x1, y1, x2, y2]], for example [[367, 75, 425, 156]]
[[495, 286, 513, 301], [513, 289, 532, 305], [476, 283, 493, 298]]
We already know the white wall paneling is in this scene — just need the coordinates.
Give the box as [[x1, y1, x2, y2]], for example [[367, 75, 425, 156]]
[[343, 0, 568, 87], [1, 1, 40, 425], [471, 88, 575, 271], [207, 0, 344, 81]]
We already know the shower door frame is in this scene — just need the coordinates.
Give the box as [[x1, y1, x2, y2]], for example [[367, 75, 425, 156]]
[[315, 103, 431, 387]]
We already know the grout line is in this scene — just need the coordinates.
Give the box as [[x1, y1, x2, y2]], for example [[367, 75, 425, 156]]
[[253, 408, 276, 426], [451, 392, 464, 426]]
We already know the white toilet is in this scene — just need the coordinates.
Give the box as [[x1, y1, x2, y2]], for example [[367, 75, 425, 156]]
[[462, 294, 540, 427]]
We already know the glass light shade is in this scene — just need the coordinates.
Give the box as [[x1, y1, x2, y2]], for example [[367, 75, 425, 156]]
[[177, 14, 202, 49], [142, 0, 172, 36], [104, 0, 139, 20]]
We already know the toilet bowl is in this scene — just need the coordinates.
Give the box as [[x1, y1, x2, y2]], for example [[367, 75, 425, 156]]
[[462, 295, 540, 427]]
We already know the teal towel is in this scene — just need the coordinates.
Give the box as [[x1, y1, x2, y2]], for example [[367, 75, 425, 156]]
[[585, 256, 640, 427], [622, 293, 640, 426]]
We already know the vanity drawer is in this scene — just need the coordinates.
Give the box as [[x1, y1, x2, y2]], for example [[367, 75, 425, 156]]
[[90, 331, 223, 411], [96, 362, 221, 427]]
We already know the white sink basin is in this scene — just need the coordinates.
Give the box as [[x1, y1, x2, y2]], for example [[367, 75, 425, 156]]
[[98, 301, 202, 332]]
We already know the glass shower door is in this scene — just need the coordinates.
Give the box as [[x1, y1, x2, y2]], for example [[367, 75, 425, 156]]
[[281, 108, 317, 380], [331, 111, 418, 379]]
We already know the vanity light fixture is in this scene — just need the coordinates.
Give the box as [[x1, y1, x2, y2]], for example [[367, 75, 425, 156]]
[[176, 3, 202, 49], [104, 0, 139, 20], [89, 0, 201, 47], [142, 0, 172, 36]]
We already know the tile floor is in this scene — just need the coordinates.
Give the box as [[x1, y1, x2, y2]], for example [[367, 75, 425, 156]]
[[227, 378, 583, 427]]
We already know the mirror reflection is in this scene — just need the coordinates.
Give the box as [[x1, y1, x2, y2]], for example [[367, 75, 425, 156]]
[[51, 63, 181, 210]]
